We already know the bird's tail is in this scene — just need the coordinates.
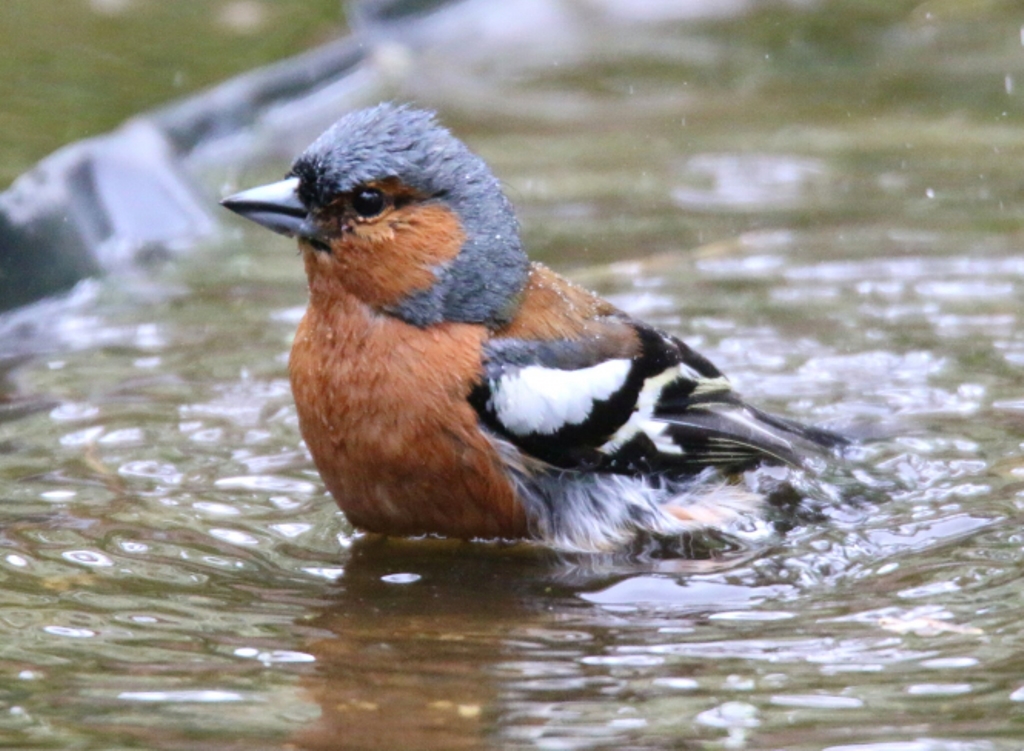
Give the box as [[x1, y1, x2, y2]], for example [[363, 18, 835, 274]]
[[656, 401, 847, 474]]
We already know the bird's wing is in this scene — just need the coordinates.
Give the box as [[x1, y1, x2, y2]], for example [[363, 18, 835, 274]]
[[470, 320, 843, 476]]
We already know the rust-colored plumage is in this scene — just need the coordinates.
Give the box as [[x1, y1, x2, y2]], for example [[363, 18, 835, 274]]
[[220, 103, 844, 551], [291, 275, 529, 540], [307, 201, 466, 310], [498, 263, 619, 341], [290, 201, 528, 540]]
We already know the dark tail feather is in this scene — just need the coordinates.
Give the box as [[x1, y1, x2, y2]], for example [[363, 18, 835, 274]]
[[661, 404, 848, 473], [745, 405, 850, 451]]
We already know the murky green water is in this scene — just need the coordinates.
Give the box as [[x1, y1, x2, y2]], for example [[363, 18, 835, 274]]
[[0, 0, 342, 185], [4, 1, 1024, 749]]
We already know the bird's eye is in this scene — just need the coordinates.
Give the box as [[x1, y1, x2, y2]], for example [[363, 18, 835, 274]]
[[351, 187, 386, 218]]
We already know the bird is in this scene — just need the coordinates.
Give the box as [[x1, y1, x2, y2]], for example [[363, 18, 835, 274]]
[[220, 103, 844, 553]]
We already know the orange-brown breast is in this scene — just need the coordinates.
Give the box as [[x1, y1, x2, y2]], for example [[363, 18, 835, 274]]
[[289, 290, 528, 540]]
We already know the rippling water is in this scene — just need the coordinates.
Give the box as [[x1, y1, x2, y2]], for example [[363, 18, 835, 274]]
[[4, 2, 1024, 749]]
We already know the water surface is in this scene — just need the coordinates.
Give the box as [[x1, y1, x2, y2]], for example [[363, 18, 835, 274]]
[[3, 1, 1024, 749]]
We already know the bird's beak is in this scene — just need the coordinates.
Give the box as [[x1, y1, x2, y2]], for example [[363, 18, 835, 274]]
[[220, 177, 317, 240]]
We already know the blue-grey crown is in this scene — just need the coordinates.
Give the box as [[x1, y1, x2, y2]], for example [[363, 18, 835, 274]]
[[290, 103, 529, 329]]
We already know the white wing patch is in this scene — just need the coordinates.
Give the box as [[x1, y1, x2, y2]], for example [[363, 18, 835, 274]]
[[603, 365, 729, 450], [601, 367, 734, 455], [488, 359, 632, 436], [603, 370, 676, 450]]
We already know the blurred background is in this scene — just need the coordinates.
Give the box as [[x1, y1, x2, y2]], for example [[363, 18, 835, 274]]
[[3, 1, 1024, 749]]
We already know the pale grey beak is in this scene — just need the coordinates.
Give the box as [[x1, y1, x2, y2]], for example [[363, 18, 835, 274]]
[[220, 177, 316, 239]]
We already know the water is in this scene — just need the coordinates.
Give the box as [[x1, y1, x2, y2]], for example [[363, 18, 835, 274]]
[[3, 1, 1024, 749]]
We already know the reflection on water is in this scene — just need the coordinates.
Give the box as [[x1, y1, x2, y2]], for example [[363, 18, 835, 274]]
[[4, 1, 1024, 749], [673, 154, 830, 212]]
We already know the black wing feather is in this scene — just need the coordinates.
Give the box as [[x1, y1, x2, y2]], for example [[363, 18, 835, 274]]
[[471, 320, 844, 477]]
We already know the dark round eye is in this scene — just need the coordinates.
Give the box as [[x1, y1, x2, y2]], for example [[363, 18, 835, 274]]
[[351, 187, 385, 218]]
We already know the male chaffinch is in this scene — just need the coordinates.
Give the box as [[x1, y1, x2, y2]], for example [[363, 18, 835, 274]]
[[221, 103, 843, 552]]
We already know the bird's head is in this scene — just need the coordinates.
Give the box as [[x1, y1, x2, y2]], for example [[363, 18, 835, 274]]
[[221, 103, 529, 328]]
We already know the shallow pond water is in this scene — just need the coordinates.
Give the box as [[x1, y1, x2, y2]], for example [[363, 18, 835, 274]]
[[4, 1, 1024, 749]]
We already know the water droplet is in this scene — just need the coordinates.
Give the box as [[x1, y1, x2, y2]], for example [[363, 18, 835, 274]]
[[303, 567, 344, 581], [44, 626, 96, 638], [270, 523, 311, 538], [256, 650, 315, 664], [62, 550, 114, 567], [99, 428, 144, 445], [381, 573, 421, 584], [118, 690, 245, 703], [695, 701, 759, 729], [119, 461, 183, 484], [770, 694, 863, 709], [906, 683, 972, 696], [581, 654, 664, 667], [709, 611, 794, 622], [652, 677, 699, 691], [209, 529, 259, 546], [50, 403, 99, 421], [215, 475, 317, 494], [193, 502, 240, 516], [921, 657, 978, 670]]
